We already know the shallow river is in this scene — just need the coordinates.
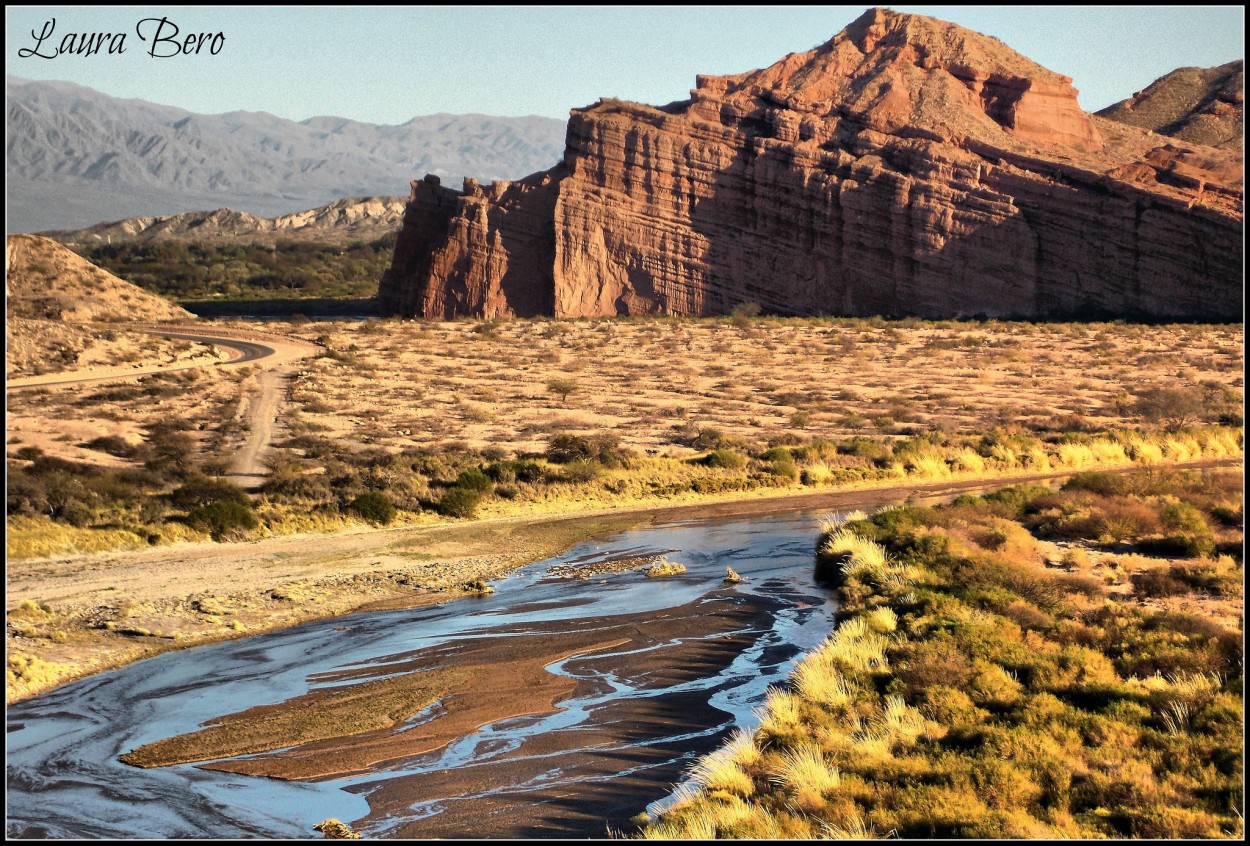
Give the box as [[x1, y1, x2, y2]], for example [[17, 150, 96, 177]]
[[7, 507, 849, 838]]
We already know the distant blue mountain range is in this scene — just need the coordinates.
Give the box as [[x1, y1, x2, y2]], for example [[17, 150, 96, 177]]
[[6, 76, 567, 232]]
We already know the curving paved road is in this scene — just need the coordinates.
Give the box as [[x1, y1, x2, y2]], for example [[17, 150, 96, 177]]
[[6, 327, 290, 391], [158, 332, 277, 365]]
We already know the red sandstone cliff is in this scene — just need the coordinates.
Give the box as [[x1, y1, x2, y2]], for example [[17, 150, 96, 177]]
[[379, 8, 1243, 321]]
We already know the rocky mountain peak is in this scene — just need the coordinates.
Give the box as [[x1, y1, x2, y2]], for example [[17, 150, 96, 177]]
[[692, 7, 1099, 149]]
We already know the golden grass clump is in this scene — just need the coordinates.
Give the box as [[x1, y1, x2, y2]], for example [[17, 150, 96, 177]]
[[5, 652, 68, 693], [821, 529, 888, 571], [757, 687, 803, 733], [722, 727, 763, 769], [769, 744, 842, 812], [871, 695, 928, 749], [803, 464, 834, 485], [5, 516, 161, 559], [1192, 426, 1242, 456], [700, 794, 755, 834], [905, 449, 952, 479], [818, 509, 866, 535], [793, 656, 857, 709], [1123, 435, 1165, 464], [817, 813, 879, 839], [821, 625, 888, 672], [865, 606, 898, 634], [689, 739, 756, 797], [951, 448, 986, 474]]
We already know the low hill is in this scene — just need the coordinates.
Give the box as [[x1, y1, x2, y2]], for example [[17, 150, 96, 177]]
[[5, 234, 193, 377], [1097, 61, 1243, 151], [6, 234, 193, 322]]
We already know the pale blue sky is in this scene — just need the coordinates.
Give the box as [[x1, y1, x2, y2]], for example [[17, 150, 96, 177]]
[[6, 5, 1244, 124]]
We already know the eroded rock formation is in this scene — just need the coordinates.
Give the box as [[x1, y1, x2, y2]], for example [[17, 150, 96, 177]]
[[379, 8, 1243, 321]]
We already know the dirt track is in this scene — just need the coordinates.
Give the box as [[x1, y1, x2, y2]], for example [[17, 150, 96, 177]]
[[8, 323, 319, 488]]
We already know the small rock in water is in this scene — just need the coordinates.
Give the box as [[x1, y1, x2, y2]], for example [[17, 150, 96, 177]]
[[644, 559, 687, 578], [313, 819, 361, 839], [462, 580, 494, 595], [724, 566, 744, 584]]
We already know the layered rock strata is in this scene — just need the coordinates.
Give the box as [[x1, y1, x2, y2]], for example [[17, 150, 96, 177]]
[[379, 8, 1243, 321]]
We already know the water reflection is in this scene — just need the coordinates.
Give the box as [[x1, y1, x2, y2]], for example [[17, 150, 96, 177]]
[[7, 509, 843, 838]]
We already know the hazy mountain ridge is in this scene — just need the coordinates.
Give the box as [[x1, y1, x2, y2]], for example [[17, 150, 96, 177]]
[[6, 76, 567, 232], [43, 196, 408, 247]]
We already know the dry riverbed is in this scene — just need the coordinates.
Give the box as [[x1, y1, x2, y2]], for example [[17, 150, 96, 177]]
[[6, 460, 1241, 704]]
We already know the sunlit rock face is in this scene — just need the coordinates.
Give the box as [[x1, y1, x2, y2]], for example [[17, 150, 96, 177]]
[[379, 8, 1243, 321]]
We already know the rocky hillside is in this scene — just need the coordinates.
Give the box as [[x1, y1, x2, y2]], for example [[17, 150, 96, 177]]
[[7, 76, 566, 233], [6, 235, 193, 376], [44, 197, 407, 248], [1098, 61, 1243, 151], [378, 8, 1242, 322], [7, 235, 193, 323]]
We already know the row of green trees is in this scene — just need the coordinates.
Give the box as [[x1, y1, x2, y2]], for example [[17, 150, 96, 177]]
[[78, 234, 396, 301]]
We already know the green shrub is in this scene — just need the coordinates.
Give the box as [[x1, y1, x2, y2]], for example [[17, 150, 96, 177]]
[[559, 460, 603, 483], [1132, 386, 1206, 430], [546, 377, 579, 405], [261, 470, 335, 503], [82, 435, 136, 458], [1137, 533, 1217, 559], [485, 461, 517, 484], [455, 468, 493, 492], [1062, 472, 1132, 497], [1160, 502, 1209, 534], [485, 459, 545, 484], [348, 491, 396, 525], [57, 501, 95, 528], [687, 427, 726, 450], [437, 487, 481, 519], [1131, 567, 1190, 598], [837, 437, 893, 466], [700, 449, 747, 469], [187, 500, 259, 541], [170, 476, 250, 509], [546, 433, 630, 466], [1210, 504, 1243, 528], [1170, 558, 1243, 597]]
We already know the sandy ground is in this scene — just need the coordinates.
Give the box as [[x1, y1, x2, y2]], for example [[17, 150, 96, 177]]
[[276, 318, 1243, 458], [227, 365, 295, 487], [7, 318, 1241, 474]]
